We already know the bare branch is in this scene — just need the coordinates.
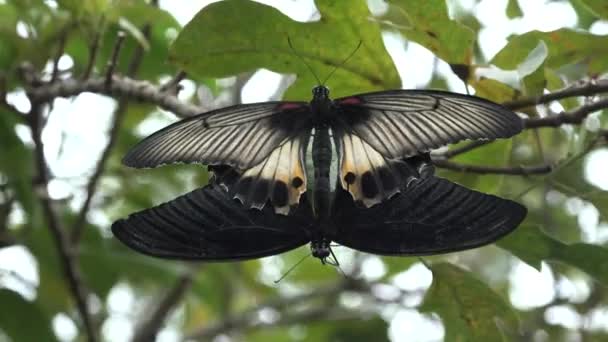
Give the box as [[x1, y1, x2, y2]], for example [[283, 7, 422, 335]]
[[105, 31, 126, 89], [27, 104, 98, 342], [503, 79, 608, 110], [432, 158, 553, 175], [26, 75, 206, 117], [524, 98, 608, 128], [51, 32, 68, 83], [82, 29, 103, 80], [186, 279, 358, 340], [132, 269, 196, 342], [160, 70, 187, 94]]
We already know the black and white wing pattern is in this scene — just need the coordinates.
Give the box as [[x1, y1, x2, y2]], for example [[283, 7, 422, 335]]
[[333, 89, 523, 159], [123, 102, 312, 170], [111, 184, 312, 261], [333, 124, 435, 207], [331, 176, 526, 256], [210, 132, 310, 215]]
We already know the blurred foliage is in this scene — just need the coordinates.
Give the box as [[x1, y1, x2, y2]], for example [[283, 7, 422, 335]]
[[0, 0, 607, 341]]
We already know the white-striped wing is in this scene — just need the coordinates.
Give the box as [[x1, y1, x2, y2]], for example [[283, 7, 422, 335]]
[[123, 102, 311, 170], [334, 128, 434, 207], [334, 90, 522, 159], [212, 134, 310, 215]]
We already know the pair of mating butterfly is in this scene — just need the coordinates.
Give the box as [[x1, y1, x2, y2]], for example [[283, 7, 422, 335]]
[[112, 77, 527, 265]]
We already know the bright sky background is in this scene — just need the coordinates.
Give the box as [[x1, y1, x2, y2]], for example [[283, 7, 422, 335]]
[[1, 0, 608, 341]]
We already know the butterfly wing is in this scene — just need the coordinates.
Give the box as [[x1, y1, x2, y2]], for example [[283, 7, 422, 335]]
[[123, 102, 312, 170], [333, 89, 523, 160], [111, 184, 312, 261], [210, 132, 310, 215], [331, 177, 526, 256], [333, 124, 436, 206]]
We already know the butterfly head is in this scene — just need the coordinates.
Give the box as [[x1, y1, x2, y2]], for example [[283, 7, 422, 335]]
[[312, 85, 330, 100], [310, 238, 331, 260]]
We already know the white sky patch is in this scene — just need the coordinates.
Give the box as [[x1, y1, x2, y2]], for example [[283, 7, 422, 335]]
[[0, 246, 39, 300], [360, 255, 387, 281], [52, 313, 78, 342], [545, 305, 583, 329], [585, 149, 608, 191], [389, 309, 444, 342], [242, 69, 284, 103], [392, 263, 433, 291], [509, 260, 556, 310]]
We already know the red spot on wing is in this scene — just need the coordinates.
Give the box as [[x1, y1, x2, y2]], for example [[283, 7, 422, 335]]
[[277, 103, 304, 111], [339, 97, 363, 105]]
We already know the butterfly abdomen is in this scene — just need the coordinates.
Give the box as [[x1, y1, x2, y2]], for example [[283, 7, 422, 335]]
[[311, 126, 333, 220]]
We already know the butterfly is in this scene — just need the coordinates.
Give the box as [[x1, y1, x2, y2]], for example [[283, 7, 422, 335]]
[[111, 159, 527, 264], [122, 86, 523, 215]]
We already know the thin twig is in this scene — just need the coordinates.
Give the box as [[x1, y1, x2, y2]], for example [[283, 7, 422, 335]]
[[432, 159, 553, 175], [132, 270, 196, 342], [160, 70, 187, 94], [82, 29, 102, 80], [51, 31, 68, 83], [27, 103, 98, 342], [104, 31, 126, 89], [439, 140, 493, 159], [502, 79, 608, 110]]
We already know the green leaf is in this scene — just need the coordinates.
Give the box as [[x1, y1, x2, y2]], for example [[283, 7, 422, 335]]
[[420, 263, 519, 342], [517, 41, 548, 96], [491, 29, 608, 76], [570, 0, 601, 28], [384, 0, 475, 64], [0, 5, 24, 70], [0, 289, 58, 342], [579, 0, 608, 19], [170, 0, 399, 100], [498, 225, 608, 285], [506, 0, 523, 19]]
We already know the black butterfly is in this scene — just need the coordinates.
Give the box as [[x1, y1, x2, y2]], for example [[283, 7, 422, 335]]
[[123, 86, 523, 215], [111, 160, 526, 263]]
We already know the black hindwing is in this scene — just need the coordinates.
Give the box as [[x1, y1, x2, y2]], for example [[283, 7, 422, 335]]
[[331, 176, 526, 256], [111, 185, 312, 261]]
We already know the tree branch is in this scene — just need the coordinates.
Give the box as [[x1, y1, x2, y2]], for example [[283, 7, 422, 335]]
[[502, 79, 608, 110], [185, 279, 358, 340], [132, 270, 196, 342], [27, 103, 98, 342], [524, 98, 608, 128], [26, 74, 206, 117], [104, 31, 126, 89], [432, 158, 553, 175]]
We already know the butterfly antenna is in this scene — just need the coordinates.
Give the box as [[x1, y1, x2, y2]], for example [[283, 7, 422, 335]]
[[462, 79, 471, 95], [327, 247, 348, 278], [321, 40, 362, 86], [274, 253, 311, 284], [287, 36, 322, 85]]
